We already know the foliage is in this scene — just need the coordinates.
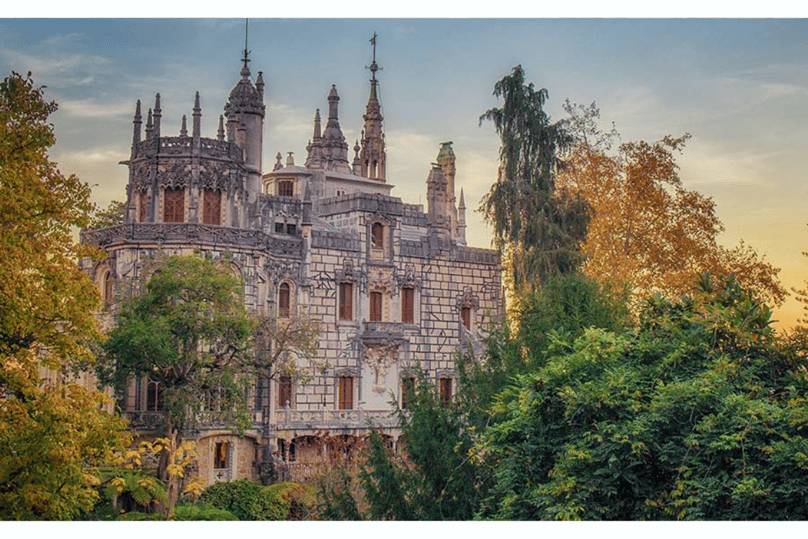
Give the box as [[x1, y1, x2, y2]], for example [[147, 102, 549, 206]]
[[480, 275, 808, 520], [458, 272, 629, 430], [100, 469, 167, 512], [320, 375, 484, 520], [316, 467, 365, 520], [174, 502, 237, 521], [252, 311, 324, 385], [90, 200, 126, 229], [479, 65, 590, 296], [559, 101, 784, 307], [101, 254, 254, 515], [0, 71, 130, 520], [199, 479, 310, 520], [263, 481, 317, 520], [793, 226, 808, 328]]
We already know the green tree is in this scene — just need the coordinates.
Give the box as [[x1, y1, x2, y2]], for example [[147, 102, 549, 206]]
[[101, 254, 254, 516], [319, 375, 484, 520], [481, 275, 808, 520], [480, 65, 590, 296], [90, 199, 126, 229], [0, 71, 129, 520]]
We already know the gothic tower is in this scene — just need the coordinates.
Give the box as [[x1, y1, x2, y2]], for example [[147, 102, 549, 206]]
[[359, 32, 386, 181], [224, 38, 266, 201]]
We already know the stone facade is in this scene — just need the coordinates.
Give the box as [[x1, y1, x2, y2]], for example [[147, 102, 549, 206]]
[[80, 38, 502, 485]]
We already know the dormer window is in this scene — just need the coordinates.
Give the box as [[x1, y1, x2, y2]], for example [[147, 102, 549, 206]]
[[371, 222, 384, 250], [277, 180, 294, 197]]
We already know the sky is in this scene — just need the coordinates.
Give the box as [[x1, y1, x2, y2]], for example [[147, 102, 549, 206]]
[[1, 18, 806, 328]]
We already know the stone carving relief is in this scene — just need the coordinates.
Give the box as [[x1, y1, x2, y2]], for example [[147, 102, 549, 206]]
[[363, 342, 399, 394]]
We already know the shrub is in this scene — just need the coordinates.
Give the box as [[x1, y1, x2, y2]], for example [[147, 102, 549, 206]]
[[200, 479, 316, 520], [117, 511, 165, 521], [174, 503, 237, 521], [263, 482, 317, 520]]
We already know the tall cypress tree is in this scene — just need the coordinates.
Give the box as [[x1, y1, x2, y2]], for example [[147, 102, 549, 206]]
[[480, 65, 590, 293]]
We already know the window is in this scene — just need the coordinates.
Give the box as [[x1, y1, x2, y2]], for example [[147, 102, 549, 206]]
[[214, 442, 230, 469], [288, 439, 297, 462], [278, 283, 291, 318], [369, 291, 383, 322], [138, 191, 148, 222], [277, 180, 294, 197], [461, 306, 472, 330], [371, 222, 384, 249], [278, 439, 287, 461], [286, 223, 297, 235], [401, 287, 415, 324], [278, 376, 292, 408], [338, 376, 354, 410], [163, 188, 184, 223], [439, 378, 453, 406], [146, 379, 163, 411], [401, 377, 415, 409], [103, 271, 114, 306], [202, 189, 221, 225], [338, 282, 353, 321]]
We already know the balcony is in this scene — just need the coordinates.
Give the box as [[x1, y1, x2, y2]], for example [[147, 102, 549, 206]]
[[274, 408, 400, 431]]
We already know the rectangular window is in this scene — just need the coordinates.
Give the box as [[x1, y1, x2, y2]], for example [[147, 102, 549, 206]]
[[163, 188, 185, 223], [138, 191, 148, 222], [214, 442, 229, 469], [338, 376, 354, 410], [339, 282, 353, 321], [278, 376, 292, 408], [146, 380, 163, 411], [369, 291, 383, 322], [202, 189, 221, 225], [401, 287, 415, 324], [401, 377, 415, 409], [439, 378, 453, 406], [286, 223, 297, 235], [461, 306, 472, 330], [277, 180, 294, 197], [278, 283, 291, 318]]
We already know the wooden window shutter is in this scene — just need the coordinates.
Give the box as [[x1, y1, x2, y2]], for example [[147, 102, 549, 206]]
[[163, 188, 185, 223], [202, 189, 221, 225], [338, 376, 353, 410], [402, 287, 414, 324], [439, 378, 453, 406], [401, 377, 415, 409], [138, 191, 148, 222], [461, 306, 471, 330], [370, 291, 383, 322], [278, 283, 291, 318], [371, 222, 384, 249], [278, 376, 292, 408], [339, 282, 353, 321]]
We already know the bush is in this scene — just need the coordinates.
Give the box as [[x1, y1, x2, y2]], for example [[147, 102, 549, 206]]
[[263, 482, 317, 520], [117, 511, 165, 521], [200, 479, 316, 520], [174, 503, 237, 521]]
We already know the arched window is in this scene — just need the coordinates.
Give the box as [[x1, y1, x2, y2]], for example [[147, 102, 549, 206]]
[[146, 379, 163, 411], [278, 282, 291, 318], [371, 222, 384, 250], [103, 271, 114, 306]]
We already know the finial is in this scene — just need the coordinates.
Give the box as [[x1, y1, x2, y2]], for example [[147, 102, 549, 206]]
[[313, 108, 321, 139], [286, 152, 295, 167], [134, 99, 142, 122], [274, 152, 283, 171], [327, 86, 340, 120], [217, 115, 225, 141], [180, 115, 188, 137], [354, 140, 360, 154], [132, 99, 143, 149], [459, 188, 466, 208], [145, 107, 154, 139], [241, 18, 251, 78], [152, 93, 162, 137], [192, 91, 201, 139], [367, 32, 381, 82]]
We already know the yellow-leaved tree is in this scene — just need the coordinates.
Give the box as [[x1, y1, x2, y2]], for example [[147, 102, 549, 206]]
[[558, 101, 785, 307], [0, 72, 130, 519]]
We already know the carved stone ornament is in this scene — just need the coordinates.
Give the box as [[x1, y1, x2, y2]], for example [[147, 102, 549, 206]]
[[364, 342, 399, 394]]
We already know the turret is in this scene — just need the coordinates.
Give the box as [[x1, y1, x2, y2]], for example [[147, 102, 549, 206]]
[[224, 46, 266, 201], [436, 141, 458, 240]]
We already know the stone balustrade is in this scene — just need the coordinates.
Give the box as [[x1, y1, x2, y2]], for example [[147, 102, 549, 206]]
[[274, 408, 399, 430]]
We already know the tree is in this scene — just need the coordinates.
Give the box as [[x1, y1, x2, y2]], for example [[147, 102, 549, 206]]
[[793, 225, 808, 328], [480, 65, 590, 297], [90, 200, 126, 229], [480, 275, 808, 520], [559, 101, 784, 307], [318, 374, 484, 520], [101, 254, 254, 516], [0, 72, 129, 519]]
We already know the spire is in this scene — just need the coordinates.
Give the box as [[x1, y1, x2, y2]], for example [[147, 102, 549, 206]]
[[241, 18, 251, 79], [192, 91, 201, 139], [327, 85, 340, 120], [458, 187, 466, 210], [145, 107, 154, 139], [457, 188, 467, 246], [152, 93, 162, 138], [217, 115, 225, 141], [274, 152, 283, 171], [131, 99, 142, 149], [313, 109, 321, 140], [360, 33, 386, 181], [319, 85, 350, 173], [180, 114, 188, 137]]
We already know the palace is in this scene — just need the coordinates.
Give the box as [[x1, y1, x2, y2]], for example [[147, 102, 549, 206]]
[[80, 35, 502, 485]]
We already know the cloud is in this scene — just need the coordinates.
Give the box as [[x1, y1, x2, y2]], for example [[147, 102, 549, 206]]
[[0, 47, 112, 87], [57, 98, 133, 119]]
